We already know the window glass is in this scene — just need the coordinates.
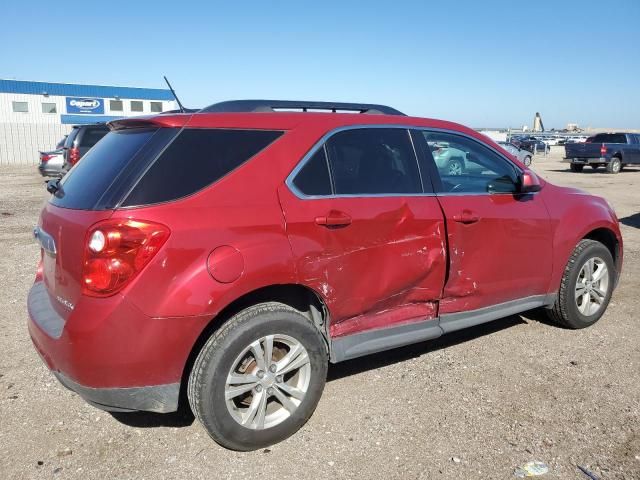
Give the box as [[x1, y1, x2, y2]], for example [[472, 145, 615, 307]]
[[80, 127, 110, 148], [150, 102, 163, 113], [325, 128, 421, 195], [123, 129, 283, 206], [12, 101, 28, 113], [110, 100, 123, 111], [423, 131, 519, 194], [292, 147, 332, 196], [42, 103, 57, 114], [131, 101, 143, 112], [590, 133, 627, 144], [51, 129, 159, 210]]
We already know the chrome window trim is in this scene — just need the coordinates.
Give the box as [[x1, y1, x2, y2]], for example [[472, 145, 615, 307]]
[[285, 124, 525, 200]]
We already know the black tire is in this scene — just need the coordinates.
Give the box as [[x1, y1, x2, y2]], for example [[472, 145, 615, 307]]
[[546, 239, 615, 329], [570, 163, 584, 172], [447, 158, 464, 176], [523, 155, 532, 167], [606, 157, 622, 174], [188, 302, 328, 451]]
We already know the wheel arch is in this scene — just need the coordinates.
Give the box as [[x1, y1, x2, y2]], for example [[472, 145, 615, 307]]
[[178, 283, 330, 412], [583, 227, 621, 274]]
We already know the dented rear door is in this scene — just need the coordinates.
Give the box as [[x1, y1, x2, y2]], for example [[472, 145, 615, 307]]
[[278, 127, 447, 336]]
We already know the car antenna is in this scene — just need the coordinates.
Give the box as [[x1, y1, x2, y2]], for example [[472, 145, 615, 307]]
[[163, 76, 186, 113]]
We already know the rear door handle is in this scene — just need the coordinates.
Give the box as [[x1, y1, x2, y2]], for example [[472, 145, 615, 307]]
[[452, 211, 480, 224], [315, 212, 352, 227]]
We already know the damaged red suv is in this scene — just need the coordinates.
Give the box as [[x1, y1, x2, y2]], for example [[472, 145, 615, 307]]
[[29, 100, 622, 450]]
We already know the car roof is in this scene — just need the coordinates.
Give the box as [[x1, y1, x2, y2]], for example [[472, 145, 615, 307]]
[[109, 111, 486, 144]]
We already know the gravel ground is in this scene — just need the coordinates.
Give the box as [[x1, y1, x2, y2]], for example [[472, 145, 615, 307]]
[[1, 149, 639, 479]]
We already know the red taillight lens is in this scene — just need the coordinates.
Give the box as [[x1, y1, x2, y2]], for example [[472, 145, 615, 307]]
[[40, 153, 53, 163], [82, 219, 170, 297], [600, 143, 607, 156], [69, 147, 80, 165]]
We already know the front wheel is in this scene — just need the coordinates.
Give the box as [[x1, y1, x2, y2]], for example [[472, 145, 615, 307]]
[[523, 155, 532, 167], [446, 158, 464, 176], [546, 239, 615, 329], [188, 302, 328, 451], [570, 163, 584, 172]]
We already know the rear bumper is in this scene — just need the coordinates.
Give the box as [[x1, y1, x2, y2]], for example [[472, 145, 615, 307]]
[[564, 157, 609, 164], [53, 371, 179, 413], [38, 164, 64, 177], [27, 281, 210, 413]]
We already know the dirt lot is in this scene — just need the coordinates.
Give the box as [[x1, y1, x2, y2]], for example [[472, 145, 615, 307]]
[[1, 149, 638, 480]]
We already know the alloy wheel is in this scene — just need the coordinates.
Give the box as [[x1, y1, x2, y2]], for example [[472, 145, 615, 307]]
[[225, 334, 311, 430], [575, 257, 609, 316]]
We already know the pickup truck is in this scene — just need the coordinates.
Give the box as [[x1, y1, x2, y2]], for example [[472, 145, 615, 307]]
[[565, 132, 640, 173]]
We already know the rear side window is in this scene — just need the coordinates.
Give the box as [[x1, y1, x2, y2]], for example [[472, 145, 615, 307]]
[[123, 129, 283, 206], [52, 129, 159, 209], [325, 128, 422, 195], [292, 147, 332, 196]]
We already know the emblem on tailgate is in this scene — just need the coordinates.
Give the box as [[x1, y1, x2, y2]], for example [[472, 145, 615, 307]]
[[33, 226, 56, 257], [55, 296, 75, 311]]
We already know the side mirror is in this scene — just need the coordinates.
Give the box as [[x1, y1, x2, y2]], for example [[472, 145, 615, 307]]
[[520, 171, 542, 193]]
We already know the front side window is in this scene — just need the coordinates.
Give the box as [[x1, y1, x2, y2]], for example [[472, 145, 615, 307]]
[[131, 101, 143, 112], [325, 128, 422, 195], [110, 100, 123, 112], [42, 103, 57, 114], [423, 131, 520, 194], [12, 101, 28, 113], [150, 101, 163, 113]]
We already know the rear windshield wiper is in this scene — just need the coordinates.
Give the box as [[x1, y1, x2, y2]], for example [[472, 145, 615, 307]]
[[46, 179, 60, 195]]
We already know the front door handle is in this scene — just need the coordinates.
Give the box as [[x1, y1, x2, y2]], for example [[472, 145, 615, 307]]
[[452, 210, 480, 224], [315, 211, 352, 227]]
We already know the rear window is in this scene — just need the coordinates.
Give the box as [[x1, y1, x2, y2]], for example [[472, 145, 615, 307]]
[[122, 129, 283, 206], [589, 134, 628, 144], [51, 129, 160, 210], [79, 127, 109, 147]]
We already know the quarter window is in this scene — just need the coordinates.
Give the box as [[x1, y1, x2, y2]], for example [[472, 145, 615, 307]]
[[422, 131, 520, 194], [12, 101, 28, 113], [130, 101, 143, 112], [110, 100, 124, 112], [292, 147, 332, 196], [325, 128, 422, 195], [123, 129, 283, 206], [150, 102, 163, 113], [42, 103, 57, 114]]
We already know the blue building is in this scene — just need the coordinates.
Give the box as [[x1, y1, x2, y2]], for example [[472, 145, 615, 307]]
[[0, 79, 176, 164]]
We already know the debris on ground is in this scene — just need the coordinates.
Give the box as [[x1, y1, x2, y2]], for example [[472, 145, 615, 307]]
[[514, 461, 549, 477]]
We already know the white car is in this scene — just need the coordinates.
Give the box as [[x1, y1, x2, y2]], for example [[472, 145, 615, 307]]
[[497, 141, 532, 167]]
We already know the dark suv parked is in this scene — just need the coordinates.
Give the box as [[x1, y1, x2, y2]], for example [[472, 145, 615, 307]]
[[29, 100, 622, 451], [62, 123, 110, 172]]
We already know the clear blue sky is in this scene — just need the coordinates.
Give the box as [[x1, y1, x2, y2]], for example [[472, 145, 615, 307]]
[[2, 0, 639, 128]]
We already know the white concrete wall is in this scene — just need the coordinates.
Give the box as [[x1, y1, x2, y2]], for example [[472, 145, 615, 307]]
[[0, 92, 176, 165]]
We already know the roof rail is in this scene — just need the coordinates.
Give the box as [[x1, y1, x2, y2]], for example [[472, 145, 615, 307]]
[[200, 100, 405, 116]]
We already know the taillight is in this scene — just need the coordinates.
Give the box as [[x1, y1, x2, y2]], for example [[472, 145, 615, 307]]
[[82, 219, 170, 297], [600, 143, 607, 156], [69, 147, 80, 165], [40, 153, 53, 163]]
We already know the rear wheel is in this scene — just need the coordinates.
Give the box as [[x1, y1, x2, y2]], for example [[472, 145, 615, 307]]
[[523, 155, 532, 167], [570, 163, 584, 172], [607, 157, 622, 174], [546, 239, 615, 329], [188, 302, 328, 451]]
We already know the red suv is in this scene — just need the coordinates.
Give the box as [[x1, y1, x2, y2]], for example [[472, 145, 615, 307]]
[[28, 100, 622, 450]]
